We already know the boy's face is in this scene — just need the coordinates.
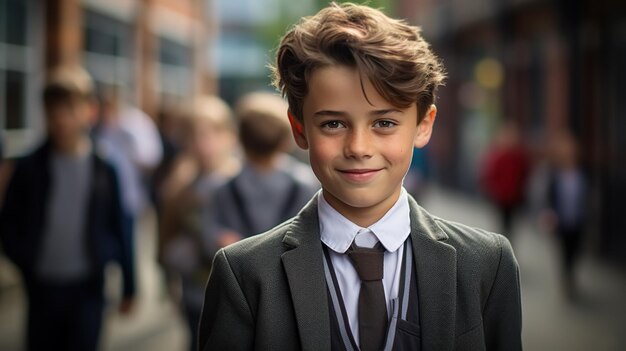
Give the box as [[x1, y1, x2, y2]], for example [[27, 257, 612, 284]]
[[293, 65, 436, 224], [46, 99, 95, 151]]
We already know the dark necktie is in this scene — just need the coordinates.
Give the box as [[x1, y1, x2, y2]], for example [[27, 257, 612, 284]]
[[346, 241, 388, 351]]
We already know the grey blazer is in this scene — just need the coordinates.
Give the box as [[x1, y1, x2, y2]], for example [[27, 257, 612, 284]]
[[198, 195, 522, 351]]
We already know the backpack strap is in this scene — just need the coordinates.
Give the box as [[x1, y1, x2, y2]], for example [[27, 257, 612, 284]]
[[227, 179, 254, 237]]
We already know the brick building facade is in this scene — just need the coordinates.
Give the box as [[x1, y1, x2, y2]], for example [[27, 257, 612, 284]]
[[0, 0, 214, 156]]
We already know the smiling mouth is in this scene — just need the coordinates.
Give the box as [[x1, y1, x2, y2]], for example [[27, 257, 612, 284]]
[[338, 168, 382, 182]]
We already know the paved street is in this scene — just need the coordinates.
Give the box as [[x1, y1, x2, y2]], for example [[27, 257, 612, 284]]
[[1, 185, 625, 350]]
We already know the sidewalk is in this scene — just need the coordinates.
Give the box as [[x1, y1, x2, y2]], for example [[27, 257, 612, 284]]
[[1, 186, 625, 350]]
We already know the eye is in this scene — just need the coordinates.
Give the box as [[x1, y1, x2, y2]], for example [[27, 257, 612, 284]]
[[374, 120, 397, 128], [321, 120, 346, 129]]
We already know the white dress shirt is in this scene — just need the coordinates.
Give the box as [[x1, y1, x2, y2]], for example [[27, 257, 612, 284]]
[[318, 188, 412, 344]]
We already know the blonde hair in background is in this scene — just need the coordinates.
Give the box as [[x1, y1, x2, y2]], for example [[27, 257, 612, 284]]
[[187, 95, 236, 133], [43, 65, 95, 106]]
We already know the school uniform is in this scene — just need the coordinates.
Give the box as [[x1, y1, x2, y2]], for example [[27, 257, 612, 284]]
[[198, 190, 522, 351], [0, 141, 135, 351]]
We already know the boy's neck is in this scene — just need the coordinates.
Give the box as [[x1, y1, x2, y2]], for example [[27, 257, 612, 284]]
[[246, 153, 280, 173], [53, 136, 91, 156], [322, 186, 403, 228]]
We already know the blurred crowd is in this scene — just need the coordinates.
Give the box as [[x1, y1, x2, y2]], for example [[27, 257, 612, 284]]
[[0, 65, 318, 351], [0, 63, 595, 350]]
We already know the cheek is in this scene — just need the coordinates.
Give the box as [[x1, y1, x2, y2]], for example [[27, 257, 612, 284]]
[[394, 133, 418, 160], [215, 134, 234, 153], [386, 145, 413, 166], [308, 139, 336, 164]]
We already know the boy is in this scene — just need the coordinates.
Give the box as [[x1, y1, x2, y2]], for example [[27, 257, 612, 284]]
[[0, 66, 135, 351], [198, 3, 522, 351], [159, 95, 241, 351], [207, 91, 318, 239]]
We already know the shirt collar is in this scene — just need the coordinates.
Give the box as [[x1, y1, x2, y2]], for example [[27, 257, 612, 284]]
[[318, 188, 411, 254]]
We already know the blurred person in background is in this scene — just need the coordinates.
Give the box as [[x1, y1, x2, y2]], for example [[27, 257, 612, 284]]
[[207, 91, 318, 240], [0, 66, 135, 351], [93, 87, 163, 236], [150, 105, 187, 217], [542, 130, 587, 299], [158, 95, 240, 351], [480, 120, 531, 239]]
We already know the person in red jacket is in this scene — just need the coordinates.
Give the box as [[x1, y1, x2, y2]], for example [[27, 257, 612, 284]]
[[481, 121, 531, 238]]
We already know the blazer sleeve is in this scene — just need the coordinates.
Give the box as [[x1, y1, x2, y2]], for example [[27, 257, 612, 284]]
[[482, 235, 523, 351], [0, 162, 20, 258], [198, 248, 254, 351], [0, 160, 31, 269], [107, 163, 136, 298]]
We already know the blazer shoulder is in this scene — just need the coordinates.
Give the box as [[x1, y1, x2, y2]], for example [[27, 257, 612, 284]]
[[431, 215, 516, 279], [220, 219, 293, 272], [430, 215, 519, 317], [3, 143, 51, 190], [12, 143, 47, 170], [435, 216, 508, 253]]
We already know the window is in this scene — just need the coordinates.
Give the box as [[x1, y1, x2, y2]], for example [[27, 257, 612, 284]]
[[0, 0, 42, 149], [4, 0, 27, 46], [159, 37, 190, 67], [1, 0, 29, 131], [82, 10, 133, 89], [158, 37, 192, 98], [4, 70, 26, 129]]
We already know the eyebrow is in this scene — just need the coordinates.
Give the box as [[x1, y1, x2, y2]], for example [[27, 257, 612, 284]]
[[313, 108, 401, 118]]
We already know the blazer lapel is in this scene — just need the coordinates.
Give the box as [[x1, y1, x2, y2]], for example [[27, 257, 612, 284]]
[[281, 196, 331, 351], [409, 197, 457, 351]]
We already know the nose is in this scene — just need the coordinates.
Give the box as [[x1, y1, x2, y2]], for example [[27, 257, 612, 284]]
[[344, 128, 373, 159]]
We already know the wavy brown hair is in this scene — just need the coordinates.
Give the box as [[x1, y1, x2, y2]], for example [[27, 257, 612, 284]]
[[270, 2, 446, 123]]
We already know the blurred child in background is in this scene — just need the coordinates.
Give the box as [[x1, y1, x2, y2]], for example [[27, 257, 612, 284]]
[[543, 130, 587, 299], [0, 66, 135, 351], [207, 91, 318, 239], [150, 105, 187, 217], [158, 95, 240, 351], [93, 88, 163, 238]]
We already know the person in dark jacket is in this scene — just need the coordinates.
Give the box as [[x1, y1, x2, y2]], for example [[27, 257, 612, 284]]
[[544, 130, 587, 299], [0, 65, 135, 351]]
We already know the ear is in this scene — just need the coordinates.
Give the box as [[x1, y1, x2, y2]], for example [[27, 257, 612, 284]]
[[288, 110, 309, 150], [414, 105, 437, 148]]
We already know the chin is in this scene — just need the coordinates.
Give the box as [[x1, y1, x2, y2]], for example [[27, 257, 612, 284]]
[[335, 190, 384, 209]]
